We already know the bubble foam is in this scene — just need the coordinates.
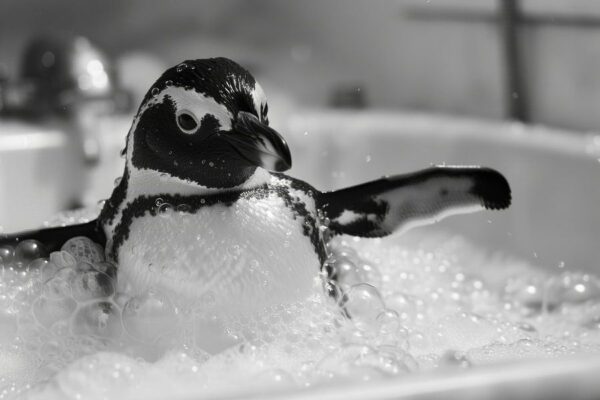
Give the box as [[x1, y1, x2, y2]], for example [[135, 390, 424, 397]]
[[1, 226, 600, 399]]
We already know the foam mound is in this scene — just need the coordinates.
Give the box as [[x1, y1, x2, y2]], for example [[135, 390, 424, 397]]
[[0, 209, 599, 399]]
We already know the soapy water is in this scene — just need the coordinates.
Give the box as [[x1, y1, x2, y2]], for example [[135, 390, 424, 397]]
[[1, 210, 600, 399]]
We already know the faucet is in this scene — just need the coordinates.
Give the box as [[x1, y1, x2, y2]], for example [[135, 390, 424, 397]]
[[0, 34, 132, 165]]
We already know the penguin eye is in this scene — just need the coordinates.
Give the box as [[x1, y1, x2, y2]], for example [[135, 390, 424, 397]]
[[176, 112, 198, 133]]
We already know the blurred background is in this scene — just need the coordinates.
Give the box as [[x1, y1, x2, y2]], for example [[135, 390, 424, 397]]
[[3, 0, 600, 130], [2, 0, 600, 271]]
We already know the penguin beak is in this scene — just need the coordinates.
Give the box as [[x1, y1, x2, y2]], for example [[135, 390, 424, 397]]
[[227, 111, 292, 172]]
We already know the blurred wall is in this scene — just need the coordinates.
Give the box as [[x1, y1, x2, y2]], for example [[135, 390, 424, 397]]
[[1, 0, 600, 132]]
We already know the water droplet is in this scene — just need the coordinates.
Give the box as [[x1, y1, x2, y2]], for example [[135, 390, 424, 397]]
[[61, 237, 105, 264], [176, 204, 191, 214], [151, 87, 159, 96], [157, 203, 173, 216], [176, 63, 188, 73], [341, 283, 385, 329]]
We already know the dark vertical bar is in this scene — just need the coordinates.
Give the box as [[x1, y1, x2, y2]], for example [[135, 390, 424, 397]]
[[500, 0, 529, 122]]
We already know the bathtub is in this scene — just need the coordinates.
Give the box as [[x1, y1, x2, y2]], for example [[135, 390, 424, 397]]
[[4, 110, 600, 399]]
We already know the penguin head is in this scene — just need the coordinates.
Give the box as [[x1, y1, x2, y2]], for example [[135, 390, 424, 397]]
[[127, 58, 291, 188]]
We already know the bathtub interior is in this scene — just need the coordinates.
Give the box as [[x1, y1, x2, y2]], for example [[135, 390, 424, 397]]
[[2, 110, 600, 400], [285, 110, 600, 274]]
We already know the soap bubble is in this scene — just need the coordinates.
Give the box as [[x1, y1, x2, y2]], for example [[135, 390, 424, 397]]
[[378, 345, 417, 372], [75, 261, 96, 273], [334, 245, 359, 262], [49, 251, 77, 269], [157, 203, 174, 216], [61, 237, 105, 264], [15, 240, 47, 265], [43, 271, 73, 299], [545, 273, 600, 306], [122, 291, 178, 343], [386, 292, 421, 323], [72, 301, 123, 339], [92, 261, 117, 276], [330, 256, 361, 288], [71, 271, 115, 302], [33, 297, 77, 328], [341, 284, 385, 329], [504, 277, 546, 315], [376, 309, 404, 345], [0, 246, 14, 265], [27, 258, 51, 275], [355, 261, 383, 288]]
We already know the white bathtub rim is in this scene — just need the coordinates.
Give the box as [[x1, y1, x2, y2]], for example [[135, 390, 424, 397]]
[[286, 109, 600, 159], [198, 353, 600, 400]]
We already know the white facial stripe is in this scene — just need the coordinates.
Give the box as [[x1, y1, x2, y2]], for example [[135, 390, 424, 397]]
[[251, 82, 267, 118], [164, 86, 233, 130]]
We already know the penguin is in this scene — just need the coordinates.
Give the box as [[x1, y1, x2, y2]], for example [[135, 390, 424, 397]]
[[0, 58, 511, 315]]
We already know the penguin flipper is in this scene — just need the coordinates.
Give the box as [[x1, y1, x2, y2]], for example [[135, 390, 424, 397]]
[[0, 219, 106, 253], [319, 166, 511, 238]]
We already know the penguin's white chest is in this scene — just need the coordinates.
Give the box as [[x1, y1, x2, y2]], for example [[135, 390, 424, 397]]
[[117, 193, 322, 315]]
